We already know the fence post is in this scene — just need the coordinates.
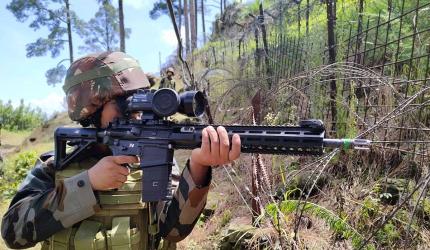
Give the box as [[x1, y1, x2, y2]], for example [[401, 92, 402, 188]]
[[259, 1, 272, 87]]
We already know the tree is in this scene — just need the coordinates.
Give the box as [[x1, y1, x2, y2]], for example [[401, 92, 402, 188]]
[[149, 0, 182, 21], [184, 0, 191, 54], [149, 0, 187, 54], [118, 0, 125, 52], [190, 0, 197, 51], [79, 1, 130, 53], [201, 0, 206, 44], [7, 0, 84, 86]]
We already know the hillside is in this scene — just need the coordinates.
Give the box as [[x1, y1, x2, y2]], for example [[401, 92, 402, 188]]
[[1, 0, 430, 249], [169, 0, 430, 249], [0, 112, 75, 250]]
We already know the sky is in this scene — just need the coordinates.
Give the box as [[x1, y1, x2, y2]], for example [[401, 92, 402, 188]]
[[0, 0, 217, 116]]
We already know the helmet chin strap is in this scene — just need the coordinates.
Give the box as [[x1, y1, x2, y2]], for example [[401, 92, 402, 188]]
[[115, 95, 129, 116], [79, 93, 134, 128]]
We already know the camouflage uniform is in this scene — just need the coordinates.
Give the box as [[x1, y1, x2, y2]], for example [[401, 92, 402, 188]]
[[1, 52, 211, 249], [159, 68, 176, 90]]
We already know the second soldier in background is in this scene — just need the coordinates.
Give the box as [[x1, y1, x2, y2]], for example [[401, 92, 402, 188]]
[[159, 67, 176, 90]]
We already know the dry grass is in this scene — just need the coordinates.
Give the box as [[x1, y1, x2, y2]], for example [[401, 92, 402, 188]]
[[0, 130, 32, 147]]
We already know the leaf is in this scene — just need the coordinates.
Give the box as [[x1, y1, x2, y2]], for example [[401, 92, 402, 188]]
[[45, 64, 67, 86]]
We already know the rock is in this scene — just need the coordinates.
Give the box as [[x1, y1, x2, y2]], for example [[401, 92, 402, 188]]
[[276, 171, 330, 199], [374, 178, 408, 205], [219, 217, 255, 250]]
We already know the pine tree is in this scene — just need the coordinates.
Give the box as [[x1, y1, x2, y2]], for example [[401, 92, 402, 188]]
[[118, 0, 125, 52], [78, 1, 130, 53], [184, 0, 190, 54], [7, 0, 84, 86], [149, 0, 188, 55], [201, 0, 206, 44], [190, 0, 197, 51]]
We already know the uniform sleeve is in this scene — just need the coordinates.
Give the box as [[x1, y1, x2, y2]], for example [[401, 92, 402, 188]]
[[157, 159, 211, 242], [159, 78, 165, 89], [1, 157, 99, 249]]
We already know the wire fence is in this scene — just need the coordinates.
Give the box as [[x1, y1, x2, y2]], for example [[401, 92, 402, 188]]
[[189, 0, 430, 248]]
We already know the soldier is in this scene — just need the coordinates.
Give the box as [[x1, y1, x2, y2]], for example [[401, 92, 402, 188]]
[[159, 67, 176, 90], [1, 52, 241, 249]]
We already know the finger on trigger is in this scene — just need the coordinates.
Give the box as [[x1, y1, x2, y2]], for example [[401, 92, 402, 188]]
[[118, 165, 130, 176], [229, 134, 241, 161], [217, 126, 230, 161], [115, 173, 127, 183], [113, 181, 124, 188], [113, 155, 139, 165]]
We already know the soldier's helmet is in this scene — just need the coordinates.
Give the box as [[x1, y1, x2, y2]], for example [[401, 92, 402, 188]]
[[63, 51, 150, 124], [166, 67, 175, 75]]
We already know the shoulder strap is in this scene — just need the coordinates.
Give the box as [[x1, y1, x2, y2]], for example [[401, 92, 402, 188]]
[[74, 220, 102, 249]]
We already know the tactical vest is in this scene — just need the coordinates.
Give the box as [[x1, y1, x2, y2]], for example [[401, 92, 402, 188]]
[[40, 157, 175, 250], [159, 78, 176, 90]]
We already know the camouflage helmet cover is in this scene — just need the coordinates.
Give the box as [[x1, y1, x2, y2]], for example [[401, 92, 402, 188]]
[[166, 67, 175, 75], [63, 51, 150, 121]]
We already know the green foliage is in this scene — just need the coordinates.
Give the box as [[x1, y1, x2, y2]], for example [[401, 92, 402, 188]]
[[266, 200, 366, 248], [357, 195, 408, 248], [0, 99, 46, 131], [7, 0, 84, 86], [220, 209, 232, 228], [375, 222, 401, 246], [78, 2, 130, 53], [149, 0, 181, 21], [0, 151, 38, 199], [45, 64, 67, 86], [336, 80, 358, 138]]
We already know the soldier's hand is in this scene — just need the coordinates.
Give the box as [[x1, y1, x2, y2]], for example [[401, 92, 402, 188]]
[[88, 155, 138, 191], [190, 126, 241, 176]]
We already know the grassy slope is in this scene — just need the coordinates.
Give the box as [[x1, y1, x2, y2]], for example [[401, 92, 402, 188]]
[[0, 113, 74, 250], [1, 130, 32, 147]]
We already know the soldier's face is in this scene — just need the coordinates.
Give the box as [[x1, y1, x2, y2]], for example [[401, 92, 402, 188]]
[[100, 100, 122, 128]]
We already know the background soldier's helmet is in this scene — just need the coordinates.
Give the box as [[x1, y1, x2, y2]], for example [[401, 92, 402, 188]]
[[63, 51, 150, 123], [166, 67, 175, 75]]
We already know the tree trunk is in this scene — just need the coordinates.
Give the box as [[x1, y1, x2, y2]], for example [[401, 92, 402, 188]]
[[118, 0, 125, 52], [306, 0, 310, 36], [194, 0, 198, 46], [104, 3, 110, 51], [190, 0, 197, 51], [65, 0, 74, 63], [355, 0, 364, 64], [178, 0, 182, 37], [184, 0, 190, 55], [259, 2, 272, 87], [326, 0, 337, 132], [201, 0, 206, 44]]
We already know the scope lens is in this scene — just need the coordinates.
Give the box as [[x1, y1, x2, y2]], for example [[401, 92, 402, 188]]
[[179, 91, 205, 117], [152, 88, 180, 117]]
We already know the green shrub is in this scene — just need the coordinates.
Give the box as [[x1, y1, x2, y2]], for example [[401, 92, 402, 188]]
[[0, 99, 46, 131], [265, 200, 366, 248], [0, 151, 38, 199]]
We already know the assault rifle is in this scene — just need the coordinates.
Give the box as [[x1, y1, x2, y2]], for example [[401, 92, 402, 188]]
[[54, 89, 370, 202]]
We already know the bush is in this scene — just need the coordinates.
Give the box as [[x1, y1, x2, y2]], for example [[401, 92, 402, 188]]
[[0, 99, 46, 131], [0, 150, 38, 199]]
